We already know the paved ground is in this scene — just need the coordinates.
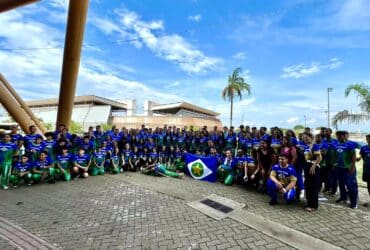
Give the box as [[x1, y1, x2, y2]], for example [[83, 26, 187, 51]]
[[0, 172, 369, 249]]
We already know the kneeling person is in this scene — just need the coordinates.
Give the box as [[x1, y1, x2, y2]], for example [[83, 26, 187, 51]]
[[55, 147, 72, 181], [91, 146, 106, 176], [73, 148, 91, 178], [267, 155, 297, 205], [9, 155, 33, 187], [32, 151, 55, 183]]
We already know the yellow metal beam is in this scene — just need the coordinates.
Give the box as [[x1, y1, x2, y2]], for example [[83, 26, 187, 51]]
[[0, 74, 47, 133], [0, 79, 42, 134], [0, 0, 39, 13], [56, 0, 90, 129]]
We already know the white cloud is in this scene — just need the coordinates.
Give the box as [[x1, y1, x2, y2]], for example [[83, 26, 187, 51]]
[[232, 52, 247, 60], [187, 14, 202, 22], [0, 7, 178, 106], [91, 9, 221, 74], [281, 58, 343, 79], [287, 116, 299, 124], [90, 16, 121, 35]]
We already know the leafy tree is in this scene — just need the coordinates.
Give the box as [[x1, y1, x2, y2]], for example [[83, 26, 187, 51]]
[[222, 67, 251, 128], [100, 123, 112, 132], [69, 120, 84, 135], [333, 84, 370, 126], [293, 125, 305, 130]]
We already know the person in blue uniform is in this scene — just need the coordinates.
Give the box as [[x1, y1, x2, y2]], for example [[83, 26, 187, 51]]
[[32, 151, 55, 183], [359, 134, 370, 207], [72, 148, 91, 179], [218, 149, 237, 185], [0, 133, 18, 189], [91, 145, 106, 176], [334, 131, 358, 209], [9, 155, 33, 187], [55, 147, 72, 181], [267, 154, 297, 205]]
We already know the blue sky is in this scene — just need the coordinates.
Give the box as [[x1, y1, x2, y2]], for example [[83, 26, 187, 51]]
[[0, 0, 370, 131]]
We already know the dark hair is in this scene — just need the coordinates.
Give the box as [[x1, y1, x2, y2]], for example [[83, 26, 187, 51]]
[[44, 132, 54, 138], [335, 130, 346, 136]]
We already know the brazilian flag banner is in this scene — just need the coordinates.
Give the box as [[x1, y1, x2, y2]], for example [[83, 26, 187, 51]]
[[184, 153, 218, 182]]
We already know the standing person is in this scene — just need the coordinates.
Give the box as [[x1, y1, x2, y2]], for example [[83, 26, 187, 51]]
[[257, 139, 276, 193], [27, 136, 44, 162], [267, 154, 297, 205], [24, 125, 42, 149], [360, 134, 370, 207], [10, 125, 24, 158], [0, 134, 18, 189], [334, 131, 358, 209], [315, 134, 329, 192], [302, 133, 322, 212], [42, 132, 56, 162], [323, 128, 338, 195]]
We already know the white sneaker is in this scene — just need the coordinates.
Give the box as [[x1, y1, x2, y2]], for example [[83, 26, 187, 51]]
[[3, 186, 9, 190], [299, 190, 305, 200]]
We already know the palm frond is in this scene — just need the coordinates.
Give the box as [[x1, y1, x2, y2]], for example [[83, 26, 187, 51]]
[[344, 83, 370, 99], [332, 110, 370, 126]]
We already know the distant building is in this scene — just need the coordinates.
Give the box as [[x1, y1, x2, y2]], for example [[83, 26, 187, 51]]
[[19, 95, 222, 130]]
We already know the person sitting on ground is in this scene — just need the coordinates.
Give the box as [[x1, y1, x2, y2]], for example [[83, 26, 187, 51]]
[[140, 148, 159, 175], [9, 155, 33, 187], [32, 151, 55, 183], [267, 154, 297, 205], [72, 147, 91, 179], [218, 149, 236, 185]]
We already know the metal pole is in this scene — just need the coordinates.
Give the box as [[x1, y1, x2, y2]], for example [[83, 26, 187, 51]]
[[0, 0, 39, 13], [304, 115, 307, 127], [56, 0, 90, 129], [327, 88, 333, 129]]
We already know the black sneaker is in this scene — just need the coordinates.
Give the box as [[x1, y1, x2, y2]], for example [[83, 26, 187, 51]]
[[269, 199, 278, 206], [336, 198, 347, 203]]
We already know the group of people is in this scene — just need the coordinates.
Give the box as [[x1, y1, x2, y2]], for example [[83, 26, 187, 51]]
[[0, 123, 369, 212]]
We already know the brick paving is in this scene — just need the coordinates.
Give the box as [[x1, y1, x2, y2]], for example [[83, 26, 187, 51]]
[[0, 172, 369, 249], [0, 175, 292, 250], [118, 172, 370, 250]]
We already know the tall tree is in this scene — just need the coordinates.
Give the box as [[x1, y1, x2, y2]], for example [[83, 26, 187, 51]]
[[333, 84, 370, 126], [222, 67, 251, 128]]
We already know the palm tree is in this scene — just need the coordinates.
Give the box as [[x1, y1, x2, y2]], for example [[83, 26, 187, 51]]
[[332, 84, 370, 126], [222, 67, 251, 128]]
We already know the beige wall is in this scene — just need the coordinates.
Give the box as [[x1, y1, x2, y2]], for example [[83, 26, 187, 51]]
[[110, 116, 223, 129]]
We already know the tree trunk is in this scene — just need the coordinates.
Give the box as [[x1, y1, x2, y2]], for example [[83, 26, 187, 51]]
[[230, 96, 233, 128]]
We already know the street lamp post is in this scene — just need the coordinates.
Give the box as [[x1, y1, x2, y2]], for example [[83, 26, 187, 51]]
[[327, 88, 333, 129], [304, 115, 307, 127]]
